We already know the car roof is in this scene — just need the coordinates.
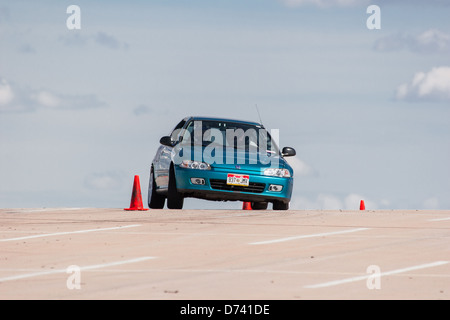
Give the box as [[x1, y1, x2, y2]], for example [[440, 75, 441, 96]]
[[184, 116, 264, 128]]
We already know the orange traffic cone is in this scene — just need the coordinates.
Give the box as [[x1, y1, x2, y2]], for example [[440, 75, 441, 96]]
[[242, 202, 252, 210], [360, 200, 365, 211], [124, 175, 149, 211]]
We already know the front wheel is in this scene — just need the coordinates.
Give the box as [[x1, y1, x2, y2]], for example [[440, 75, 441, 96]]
[[148, 168, 165, 209], [273, 201, 289, 210], [167, 165, 184, 209], [251, 202, 268, 210]]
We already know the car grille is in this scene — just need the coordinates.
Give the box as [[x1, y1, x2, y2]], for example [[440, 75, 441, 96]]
[[210, 179, 265, 193]]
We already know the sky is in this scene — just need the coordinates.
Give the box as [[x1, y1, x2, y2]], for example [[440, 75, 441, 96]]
[[0, 0, 449, 210]]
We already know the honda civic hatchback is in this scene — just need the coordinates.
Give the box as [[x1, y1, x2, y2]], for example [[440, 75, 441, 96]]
[[148, 116, 296, 210]]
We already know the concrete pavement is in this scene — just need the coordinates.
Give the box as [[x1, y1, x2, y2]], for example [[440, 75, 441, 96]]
[[0, 208, 449, 299]]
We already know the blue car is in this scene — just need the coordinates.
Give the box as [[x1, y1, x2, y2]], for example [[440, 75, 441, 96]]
[[148, 116, 296, 210]]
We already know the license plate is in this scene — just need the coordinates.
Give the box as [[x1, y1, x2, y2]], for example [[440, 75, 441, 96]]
[[227, 173, 249, 186]]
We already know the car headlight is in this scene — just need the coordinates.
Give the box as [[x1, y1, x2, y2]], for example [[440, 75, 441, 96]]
[[263, 168, 291, 178], [180, 160, 211, 170]]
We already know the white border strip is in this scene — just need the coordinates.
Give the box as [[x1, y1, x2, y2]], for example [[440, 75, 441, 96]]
[[249, 227, 370, 245], [304, 261, 449, 289], [0, 257, 156, 282], [0, 224, 141, 242], [428, 217, 450, 222]]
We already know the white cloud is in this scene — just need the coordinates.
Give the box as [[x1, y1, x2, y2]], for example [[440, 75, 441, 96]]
[[290, 193, 377, 210], [58, 33, 88, 47], [0, 79, 14, 106], [414, 29, 450, 53], [32, 91, 61, 108], [374, 29, 450, 54], [373, 33, 406, 52], [396, 66, 450, 102], [56, 93, 106, 110], [422, 197, 440, 209], [94, 32, 126, 50], [0, 78, 29, 112], [318, 194, 343, 209], [0, 77, 106, 113], [59, 32, 129, 50], [285, 156, 316, 177], [290, 194, 343, 210], [84, 172, 125, 190], [344, 193, 377, 210]]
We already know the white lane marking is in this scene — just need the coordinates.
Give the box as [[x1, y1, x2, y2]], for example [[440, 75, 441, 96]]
[[428, 217, 450, 221], [249, 227, 370, 245], [0, 224, 141, 242], [0, 257, 156, 282], [304, 261, 449, 289]]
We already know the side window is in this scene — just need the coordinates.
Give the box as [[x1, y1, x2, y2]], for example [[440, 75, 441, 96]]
[[170, 120, 186, 142], [179, 120, 205, 145], [179, 120, 195, 145]]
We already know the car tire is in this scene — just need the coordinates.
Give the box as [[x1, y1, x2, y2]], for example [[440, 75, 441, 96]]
[[273, 201, 289, 210], [251, 202, 268, 210], [148, 167, 165, 209], [167, 165, 184, 209]]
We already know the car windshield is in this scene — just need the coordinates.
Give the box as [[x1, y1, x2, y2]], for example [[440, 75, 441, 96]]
[[179, 120, 279, 154]]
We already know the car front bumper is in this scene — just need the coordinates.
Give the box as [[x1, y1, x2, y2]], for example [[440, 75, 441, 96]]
[[174, 166, 293, 204]]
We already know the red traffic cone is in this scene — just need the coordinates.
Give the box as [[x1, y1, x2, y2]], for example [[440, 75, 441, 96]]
[[360, 200, 365, 211], [124, 175, 149, 211], [242, 202, 252, 210]]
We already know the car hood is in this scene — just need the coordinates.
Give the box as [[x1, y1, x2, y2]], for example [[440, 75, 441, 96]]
[[174, 145, 293, 174]]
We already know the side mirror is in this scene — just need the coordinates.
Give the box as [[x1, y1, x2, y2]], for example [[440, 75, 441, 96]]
[[159, 136, 173, 147], [282, 147, 296, 157]]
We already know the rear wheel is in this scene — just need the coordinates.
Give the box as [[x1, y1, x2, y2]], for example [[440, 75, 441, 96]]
[[251, 202, 268, 210], [273, 201, 289, 210], [148, 168, 165, 209], [167, 165, 184, 209]]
